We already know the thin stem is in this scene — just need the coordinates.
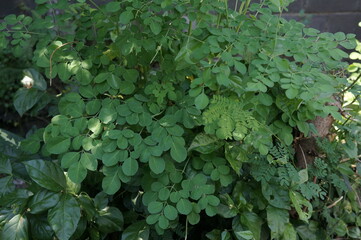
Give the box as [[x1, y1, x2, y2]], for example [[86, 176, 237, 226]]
[[348, 94, 360, 105], [49, 41, 78, 86], [234, 0, 239, 12], [185, 217, 188, 240], [224, 0, 230, 26], [342, 73, 361, 94], [88, 0, 103, 12]]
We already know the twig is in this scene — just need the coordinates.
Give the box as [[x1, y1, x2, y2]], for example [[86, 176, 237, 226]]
[[341, 73, 361, 94], [326, 196, 343, 208], [340, 155, 361, 163], [49, 41, 78, 86], [185, 216, 188, 240], [299, 144, 308, 169]]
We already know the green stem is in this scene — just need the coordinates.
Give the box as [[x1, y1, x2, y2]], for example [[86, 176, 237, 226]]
[[234, 0, 239, 12], [342, 73, 361, 94], [187, 21, 192, 37]]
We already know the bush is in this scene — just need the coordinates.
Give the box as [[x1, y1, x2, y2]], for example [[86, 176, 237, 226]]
[[0, 0, 360, 239]]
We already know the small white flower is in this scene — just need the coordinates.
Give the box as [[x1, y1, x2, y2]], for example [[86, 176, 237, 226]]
[[21, 75, 34, 89]]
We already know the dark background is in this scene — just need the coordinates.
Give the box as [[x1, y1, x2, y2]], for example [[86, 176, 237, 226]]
[[1, 0, 361, 38]]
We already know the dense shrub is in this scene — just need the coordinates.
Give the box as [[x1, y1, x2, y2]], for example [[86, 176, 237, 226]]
[[0, 0, 360, 239]]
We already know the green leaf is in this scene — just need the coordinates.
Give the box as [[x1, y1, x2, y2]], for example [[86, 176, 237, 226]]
[[86, 99, 101, 115], [65, 173, 81, 194], [164, 205, 178, 221], [119, 81, 136, 95], [102, 150, 123, 166], [29, 215, 54, 240], [24, 159, 66, 191], [267, 206, 289, 239], [80, 152, 98, 171], [158, 188, 170, 201], [68, 161, 87, 184], [189, 133, 224, 154], [206, 229, 222, 240], [195, 92, 209, 110], [262, 181, 290, 209], [107, 74, 121, 89], [126, 113, 140, 125], [221, 230, 232, 240], [94, 73, 109, 83], [166, 125, 184, 136], [61, 152, 80, 169], [76, 68, 93, 85], [96, 207, 124, 233], [289, 190, 313, 222], [285, 88, 298, 99], [188, 211, 200, 225], [117, 104, 132, 117], [13, 88, 44, 116], [58, 63, 72, 82], [0, 176, 15, 195], [258, 93, 273, 106], [21, 137, 41, 154], [158, 215, 169, 229], [28, 190, 60, 214], [82, 138, 94, 152], [105, 2, 121, 12], [334, 32, 346, 41], [148, 201, 164, 214], [176, 198, 192, 215], [149, 20, 162, 35], [170, 136, 187, 163], [224, 142, 247, 176], [0, 157, 12, 174], [149, 156, 165, 174], [58, 94, 85, 118], [0, 189, 32, 207], [283, 223, 297, 240], [234, 231, 254, 240], [146, 214, 160, 225], [297, 121, 310, 136], [71, 217, 87, 240], [48, 194, 81, 240], [122, 158, 139, 176], [119, 11, 134, 25], [234, 62, 247, 74], [1, 214, 29, 240], [4, 14, 18, 25], [270, 0, 281, 8], [88, 118, 102, 133], [102, 174, 121, 195], [139, 112, 153, 127], [121, 220, 149, 240], [99, 107, 117, 124], [46, 136, 71, 154], [240, 212, 262, 240]]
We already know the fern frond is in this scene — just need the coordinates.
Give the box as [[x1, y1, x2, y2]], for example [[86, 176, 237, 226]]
[[269, 142, 291, 164], [330, 174, 348, 193], [299, 182, 326, 200], [203, 95, 260, 140]]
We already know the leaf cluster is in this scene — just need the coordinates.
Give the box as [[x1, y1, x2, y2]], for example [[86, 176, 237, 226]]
[[0, 0, 360, 239]]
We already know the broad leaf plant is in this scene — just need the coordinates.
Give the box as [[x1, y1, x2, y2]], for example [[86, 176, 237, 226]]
[[0, 0, 360, 239]]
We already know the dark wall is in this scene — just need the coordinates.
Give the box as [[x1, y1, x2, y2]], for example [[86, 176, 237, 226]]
[[0, 0, 34, 18], [1, 0, 361, 38], [285, 0, 361, 39]]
